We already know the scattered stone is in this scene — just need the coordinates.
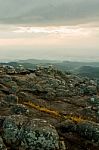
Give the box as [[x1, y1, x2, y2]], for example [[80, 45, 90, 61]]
[[11, 104, 29, 115], [0, 64, 99, 150], [3, 65, 16, 74], [4, 94, 18, 105]]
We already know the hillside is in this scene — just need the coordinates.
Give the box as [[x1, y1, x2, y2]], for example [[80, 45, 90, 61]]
[[17, 59, 99, 70], [75, 66, 99, 79], [0, 64, 99, 149], [1, 60, 99, 78]]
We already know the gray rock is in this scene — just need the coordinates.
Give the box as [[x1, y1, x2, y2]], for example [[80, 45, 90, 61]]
[[2, 115, 60, 150], [16, 65, 30, 74], [81, 86, 97, 96], [0, 75, 12, 83], [76, 121, 99, 143], [9, 85, 18, 94], [5, 94, 18, 104], [11, 104, 29, 115], [57, 119, 99, 145], [18, 92, 32, 102], [44, 91, 56, 100], [2, 115, 27, 148], [0, 75, 18, 94], [21, 118, 60, 150], [4, 65, 16, 74]]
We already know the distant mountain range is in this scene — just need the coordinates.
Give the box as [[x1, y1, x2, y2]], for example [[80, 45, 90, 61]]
[[0, 59, 99, 78]]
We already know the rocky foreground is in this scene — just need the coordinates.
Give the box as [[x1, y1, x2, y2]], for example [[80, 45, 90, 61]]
[[0, 64, 99, 150]]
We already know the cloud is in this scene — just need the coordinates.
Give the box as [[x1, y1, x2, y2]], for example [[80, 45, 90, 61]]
[[0, 0, 99, 25], [12, 25, 99, 40], [0, 0, 98, 61], [13, 26, 92, 37]]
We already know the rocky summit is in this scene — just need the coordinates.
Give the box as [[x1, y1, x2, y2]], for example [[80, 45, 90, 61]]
[[0, 64, 99, 150]]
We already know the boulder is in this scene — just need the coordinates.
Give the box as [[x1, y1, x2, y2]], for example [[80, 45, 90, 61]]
[[2, 115, 60, 150]]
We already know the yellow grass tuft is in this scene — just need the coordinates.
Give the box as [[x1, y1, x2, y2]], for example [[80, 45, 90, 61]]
[[64, 114, 84, 123], [24, 101, 84, 123], [24, 101, 61, 117]]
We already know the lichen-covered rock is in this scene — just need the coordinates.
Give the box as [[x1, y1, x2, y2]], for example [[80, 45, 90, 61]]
[[3, 65, 16, 74], [18, 92, 32, 102], [57, 119, 99, 146], [83, 86, 97, 96], [44, 91, 56, 100], [9, 85, 18, 94], [2, 115, 60, 150], [21, 118, 60, 150], [88, 96, 99, 106], [11, 104, 29, 115], [2, 115, 25, 148], [0, 74, 18, 94], [1, 64, 99, 150], [16, 65, 30, 74], [0, 75, 12, 83], [4, 94, 18, 104], [75, 121, 99, 144]]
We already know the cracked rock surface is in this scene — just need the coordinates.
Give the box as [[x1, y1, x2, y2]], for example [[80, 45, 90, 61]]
[[0, 64, 99, 150]]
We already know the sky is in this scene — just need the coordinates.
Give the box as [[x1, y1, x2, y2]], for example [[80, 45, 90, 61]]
[[0, 0, 99, 61]]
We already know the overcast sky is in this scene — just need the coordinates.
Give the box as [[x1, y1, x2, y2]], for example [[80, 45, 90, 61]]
[[0, 0, 99, 61]]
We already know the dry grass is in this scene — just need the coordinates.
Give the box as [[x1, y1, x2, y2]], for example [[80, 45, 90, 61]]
[[24, 101, 85, 123], [64, 115, 84, 123], [24, 101, 61, 117]]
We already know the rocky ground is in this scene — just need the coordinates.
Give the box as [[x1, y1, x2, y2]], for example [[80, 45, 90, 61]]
[[0, 64, 99, 150]]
